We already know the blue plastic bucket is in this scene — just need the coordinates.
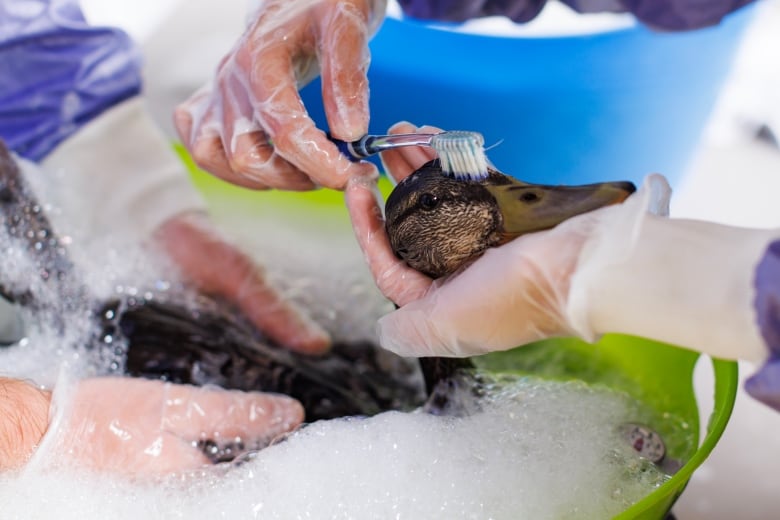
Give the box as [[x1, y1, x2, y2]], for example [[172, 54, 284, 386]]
[[300, 6, 755, 186]]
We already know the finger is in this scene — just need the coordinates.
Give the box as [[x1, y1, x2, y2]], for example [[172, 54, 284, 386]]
[[233, 266, 332, 355], [396, 123, 441, 169], [216, 72, 317, 191], [140, 434, 212, 475], [379, 122, 420, 182], [379, 122, 440, 183], [247, 44, 364, 190], [176, 98, 272, 191], [229, 131, 317, 191], [375, 271, 510, 359], [56, 378, 212, 475], [155, 214, 331, 354], [377, 302, 454, 358], [173, 85, 211, 148], [173, 100, 195, 148], [344, 176, 431, 306], [318, 1, 371, 140], [162, 384, 304, 442]]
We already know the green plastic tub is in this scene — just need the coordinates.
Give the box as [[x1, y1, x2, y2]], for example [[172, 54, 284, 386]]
[[179, 149, 739, 519], [475, 335, 737, 519]]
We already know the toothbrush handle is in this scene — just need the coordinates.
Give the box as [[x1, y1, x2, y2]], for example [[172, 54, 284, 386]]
[[329, 133, 437, 161], [328, 134, 375, 162]]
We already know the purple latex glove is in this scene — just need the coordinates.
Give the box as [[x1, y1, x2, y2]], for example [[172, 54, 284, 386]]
[[397, 0, 756, 30], [0, 0, 141, 160], [745, 240, 780, 412]]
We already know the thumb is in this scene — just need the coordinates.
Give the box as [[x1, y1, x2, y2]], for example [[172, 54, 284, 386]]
[[377, 302, 457, 358], [376, 281, 510, 358]]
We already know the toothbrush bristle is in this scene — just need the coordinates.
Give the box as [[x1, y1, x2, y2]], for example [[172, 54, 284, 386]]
[[430, 131, 489, 181]]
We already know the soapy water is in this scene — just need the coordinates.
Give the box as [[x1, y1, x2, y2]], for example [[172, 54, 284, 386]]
[[0, 164, 672, 519], [0, 376, 669, 520]]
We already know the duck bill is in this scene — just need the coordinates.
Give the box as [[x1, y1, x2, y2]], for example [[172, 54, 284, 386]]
[[487, 180, 636, 240]]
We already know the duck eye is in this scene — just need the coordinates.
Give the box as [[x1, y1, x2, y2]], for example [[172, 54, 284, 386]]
[[520, 191, 540, 203], [419, 193, 439, 210]]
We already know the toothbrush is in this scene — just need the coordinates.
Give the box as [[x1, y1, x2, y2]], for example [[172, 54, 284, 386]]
[[330, 131, 490, 181]]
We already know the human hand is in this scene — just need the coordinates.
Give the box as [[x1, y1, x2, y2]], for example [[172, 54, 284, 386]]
[[0, 377, 302, 475], [346, 122, 670, 357], [173, 0, 385, 191], [344, 122, 443, 308], [154, 212, 330, 354], [41, 97, 330, 354]]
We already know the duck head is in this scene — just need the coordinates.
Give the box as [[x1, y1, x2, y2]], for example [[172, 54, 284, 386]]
[[385, 160, 636, 278]]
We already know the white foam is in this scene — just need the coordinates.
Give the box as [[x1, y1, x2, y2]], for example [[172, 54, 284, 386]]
[[0, 377, 667, 520], [0, 165, 666, 519]]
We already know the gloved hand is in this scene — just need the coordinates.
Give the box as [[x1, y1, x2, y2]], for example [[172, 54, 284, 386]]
[[346, 121, 778, 363], [173, 0, 386, 191], [41, 97, 330, 354], [0, 376, 302, 474]]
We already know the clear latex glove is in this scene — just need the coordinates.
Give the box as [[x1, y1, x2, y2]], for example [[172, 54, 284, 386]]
[[173, 0, 386, 191], [154, 213, 330, 353], [568, 208, 778, 363], [347, 122, 778, 362], [345, 122, 444, 307], [41, 97, 330, 354], [0, 376, 302, 475]]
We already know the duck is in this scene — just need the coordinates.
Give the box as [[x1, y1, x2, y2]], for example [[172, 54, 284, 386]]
[[385, 160, 636, 278]]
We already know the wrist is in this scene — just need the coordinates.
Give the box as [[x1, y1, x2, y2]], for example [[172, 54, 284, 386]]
[[0, 378, 52, 471]]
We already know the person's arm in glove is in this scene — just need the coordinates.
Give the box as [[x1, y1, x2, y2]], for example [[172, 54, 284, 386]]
[[40, 98, 330, 354], [345, 121, 780, 411], [0, 376, 302, 474], [173, 0, 384, 191], [397, 0, 756, 31], [0, 0, 329, 354]]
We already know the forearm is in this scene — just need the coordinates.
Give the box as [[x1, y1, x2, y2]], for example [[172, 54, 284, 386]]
[[0, 378, 51, 471], [396, 0, 756, 30], [0, 0, 141, 161], [569, 214, 780, 363]]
